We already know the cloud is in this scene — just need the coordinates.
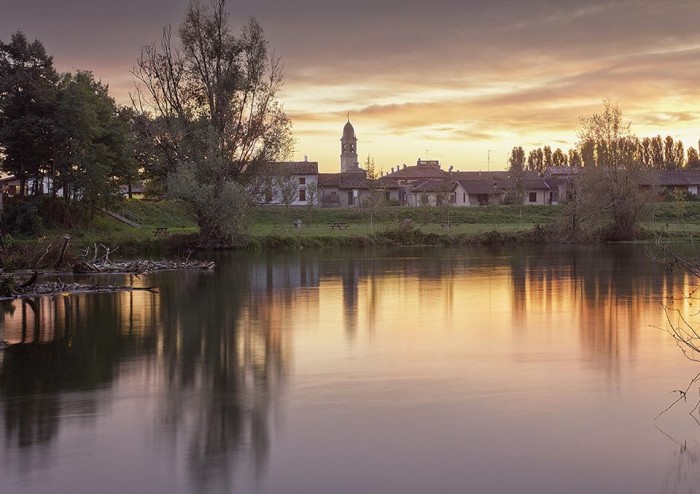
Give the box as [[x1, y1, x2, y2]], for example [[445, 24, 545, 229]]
[[3, 0, 700, 169]]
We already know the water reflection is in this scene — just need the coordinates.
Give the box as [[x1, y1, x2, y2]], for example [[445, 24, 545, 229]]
[[0, 245, 697, 493]]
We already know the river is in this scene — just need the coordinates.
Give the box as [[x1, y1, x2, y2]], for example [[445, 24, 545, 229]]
[[2, 244, 700, 493]]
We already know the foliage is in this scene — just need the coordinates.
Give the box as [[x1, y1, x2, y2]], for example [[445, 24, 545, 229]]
[[168, 159, 251, 247], [508, 146, 526, 205], [0, 32, 60, 195], [560, 101, 656, 241], [2, 198, 44, 235], [133, 0, 292, 245], [55, 71, 135, 216]]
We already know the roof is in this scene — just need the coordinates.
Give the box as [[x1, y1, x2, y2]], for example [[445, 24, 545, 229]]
[[384, 165, 447, 180], [453, 170, 511, 181], [521, 178, 551, 190], [411, 179, 457, 193], [343, 120, 355, 138], [646, 169, 700, 187], [268, 161, 319, 175], [318, 171, 401, 190], [456, 180, 504, 195], [318, 173, 340, 187]]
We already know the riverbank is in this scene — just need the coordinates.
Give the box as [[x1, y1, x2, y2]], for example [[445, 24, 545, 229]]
[[3, 200, 700, 270]]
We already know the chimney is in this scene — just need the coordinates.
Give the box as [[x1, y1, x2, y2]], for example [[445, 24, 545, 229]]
[[391, 167, 394, 173], [403, 164, 407, 169]]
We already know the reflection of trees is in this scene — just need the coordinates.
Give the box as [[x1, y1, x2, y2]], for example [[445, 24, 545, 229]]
[[0, 290, 156, 473], [0, 259, 291, 491], [154, 255, 289, 492], [506, 245, 674, 373]]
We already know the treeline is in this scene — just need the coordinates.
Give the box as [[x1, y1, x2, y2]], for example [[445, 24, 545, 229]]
[[0, 32, 142, 220], [1, 0, 292, 245], [510, 136, 700, 174]]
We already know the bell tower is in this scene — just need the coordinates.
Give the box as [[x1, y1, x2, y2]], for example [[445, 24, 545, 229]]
[[340, 117, 359, 172]]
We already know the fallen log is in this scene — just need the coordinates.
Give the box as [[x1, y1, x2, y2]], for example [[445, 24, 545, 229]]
[[1, 278, 159, 300]]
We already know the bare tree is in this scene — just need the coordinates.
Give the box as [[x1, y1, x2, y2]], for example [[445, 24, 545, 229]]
[[132, 0, 293, 245], [561, 101, 655, 241]]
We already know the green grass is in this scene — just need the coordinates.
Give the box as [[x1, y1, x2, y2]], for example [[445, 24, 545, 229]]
[[12, 199, 700, 260], [30, 199, 199, 252], [98, 201, 700, 245]]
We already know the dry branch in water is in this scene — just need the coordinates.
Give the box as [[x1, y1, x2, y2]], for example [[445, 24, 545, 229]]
[[651, 240, 700, 420]]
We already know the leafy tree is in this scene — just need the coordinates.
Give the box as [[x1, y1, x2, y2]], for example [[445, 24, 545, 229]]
[[508, 146, 525, 205], [0, 32, 60, 196], [664, 136, 676, 169], [568, 148, 582, 168], [543, 145, 552, 169], [674, 140, 685, 169], [552, 148, 568, 166], [687, 146, 700, 169], [54, 71, 133, 218], [650, 135, 665, 169], [527, 148, 544, 174], [363, 154, 385, 229], [580, 140, 595, 167], [640, 137, 652, 168], [508, 146, 525, 174], [134, 0, 292, 245]]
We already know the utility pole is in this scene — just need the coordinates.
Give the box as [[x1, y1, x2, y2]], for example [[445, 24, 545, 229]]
[[487, 150, 495, 171]]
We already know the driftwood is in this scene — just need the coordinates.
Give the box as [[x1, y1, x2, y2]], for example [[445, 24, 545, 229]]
[[73, 259, 215, 274], [2, 278, 159, 300]]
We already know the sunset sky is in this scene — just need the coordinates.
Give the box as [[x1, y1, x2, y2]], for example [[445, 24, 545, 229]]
[[3, 0, 700, 173]]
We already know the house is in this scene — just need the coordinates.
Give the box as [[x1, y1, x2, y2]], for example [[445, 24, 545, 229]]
[[406, 179, 461, 207], [258, 161, 319, 206], [643, 169, 700, 197], [455, 180, 504, 206]]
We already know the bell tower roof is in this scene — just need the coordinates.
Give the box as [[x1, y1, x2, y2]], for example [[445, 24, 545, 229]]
[[343, 119, 355, 137]]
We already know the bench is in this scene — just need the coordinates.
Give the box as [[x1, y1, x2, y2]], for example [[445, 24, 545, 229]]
[[330, 222, 349, 230], [441, 223, 457, 229], [153, 227, 169, 236]]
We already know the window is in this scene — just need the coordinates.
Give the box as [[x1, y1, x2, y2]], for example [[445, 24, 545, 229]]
[[299, 189, 306, 202], [348, 190, 354, 205], [299, 177, 306, 185], [528, 192, 537, 203]]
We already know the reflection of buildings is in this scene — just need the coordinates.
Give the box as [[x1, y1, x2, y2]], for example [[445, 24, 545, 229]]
[[248, 252, 320, 294]]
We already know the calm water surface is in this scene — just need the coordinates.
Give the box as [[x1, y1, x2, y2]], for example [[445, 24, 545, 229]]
[[2, 245, 700, 493]]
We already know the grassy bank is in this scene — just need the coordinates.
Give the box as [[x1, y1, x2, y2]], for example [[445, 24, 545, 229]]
[[4, 200, 700, 270], [23, 200, 700, 245]]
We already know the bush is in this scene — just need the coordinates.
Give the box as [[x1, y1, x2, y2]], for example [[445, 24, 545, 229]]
[[2, 198, 44, 235]]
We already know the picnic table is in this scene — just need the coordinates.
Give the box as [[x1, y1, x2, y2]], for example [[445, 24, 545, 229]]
[[440, 222, 457, 229], [153, 227, 169, 236], [330, 222, 349, 230]]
